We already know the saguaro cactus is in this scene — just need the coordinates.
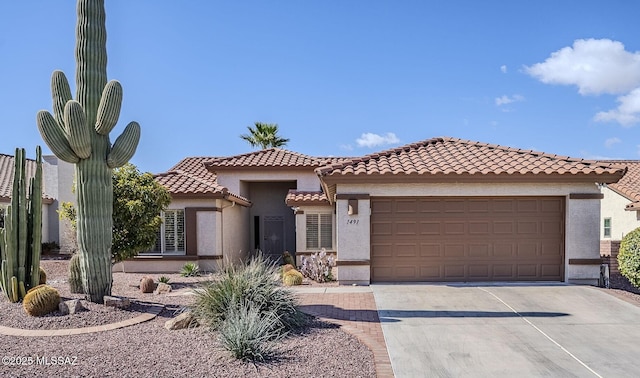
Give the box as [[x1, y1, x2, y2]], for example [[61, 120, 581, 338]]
[[36, 0, 140, 303], [0, 147, 44, 302]]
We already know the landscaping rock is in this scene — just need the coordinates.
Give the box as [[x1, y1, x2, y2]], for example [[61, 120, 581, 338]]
[[103, 295, 131, 309], [58, 299, 86, 315], [154, 282, 172, 295], [164, 311, 198, 330]]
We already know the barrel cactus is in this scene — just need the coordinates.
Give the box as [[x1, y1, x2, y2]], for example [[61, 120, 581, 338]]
[[282, 269, 304, 286], [36, 0, 140, 303], [39, 267, 47, 285], [0, 147, 44, 303], [68, 253, 84, 294], [23, 284, 61, 317], [139, 276, 155, 293]]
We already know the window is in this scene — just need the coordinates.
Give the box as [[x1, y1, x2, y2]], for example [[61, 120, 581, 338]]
[[603, 218, 611, 238], [306, 213, 333, 249], [151, 210, 185, 254]]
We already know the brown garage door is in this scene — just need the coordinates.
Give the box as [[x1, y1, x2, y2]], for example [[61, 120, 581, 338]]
[[370, 197, 564, 282]]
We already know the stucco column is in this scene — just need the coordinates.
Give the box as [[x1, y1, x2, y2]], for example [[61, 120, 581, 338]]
[[335, 194, 371, 285]]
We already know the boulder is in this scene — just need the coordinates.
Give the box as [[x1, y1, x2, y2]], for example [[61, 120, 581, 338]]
[[103, 295, 131, 309], [58, 299, 86, 315], [154, 282, 172, 295], [164, 311, 198, 330]]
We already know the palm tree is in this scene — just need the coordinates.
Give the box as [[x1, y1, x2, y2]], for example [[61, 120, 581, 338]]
[[240, 122, 290, 149]]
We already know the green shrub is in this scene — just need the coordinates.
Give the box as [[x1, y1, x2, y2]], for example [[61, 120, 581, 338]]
[[618, 227, 640, 288], [158, 275, 171, 284], [180, 262, 200, 277], [191, 253, 305, 333], [218, 301, 282, 361], [282, 251, 295, 266]]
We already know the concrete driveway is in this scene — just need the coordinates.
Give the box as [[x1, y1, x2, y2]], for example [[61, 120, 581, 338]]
[[372, 283, 640, 378]]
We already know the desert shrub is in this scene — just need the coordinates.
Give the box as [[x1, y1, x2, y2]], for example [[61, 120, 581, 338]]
[[191, 253, 305, 333], [180, 262, 200, 277], [300, 249, 336, 283], [282, 251, 295, 266], [618, 227, 640, 288], [158, 275, 171, 284], [282, 269, 303, 286], [217, 301, 282, 361]]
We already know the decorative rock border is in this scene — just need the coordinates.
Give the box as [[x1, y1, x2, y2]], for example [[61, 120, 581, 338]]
[[0, 303, 164, 337]]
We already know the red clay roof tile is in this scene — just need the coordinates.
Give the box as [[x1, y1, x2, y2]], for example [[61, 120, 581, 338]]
[[602, 160, 640, 210], [285, 190, 330, 206], [0, 153, 53, 202], [316, 137, 626, 180], [204, 148, 351, 170]]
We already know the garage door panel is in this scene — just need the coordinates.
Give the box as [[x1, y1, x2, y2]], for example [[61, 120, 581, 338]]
[[444, 244, 465, 257], [469, 244, 490, 257], [468, 265, 490, 280], [371, 196, 564, 282], [420, 244, 441, 257], [444, 222, 465, 234], [396, 222, 418, 235]]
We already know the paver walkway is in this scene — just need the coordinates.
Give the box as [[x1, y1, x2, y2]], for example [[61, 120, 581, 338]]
[[295, 287, 394, 378]]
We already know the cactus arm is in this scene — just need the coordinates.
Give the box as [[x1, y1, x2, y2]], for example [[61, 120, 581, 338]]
[[37, 111, 81, 163], [16, 149, 27, 285], [0, 260, 7, 298], [51, 70, 73, 127], [5, 205, 14, 287], [29, 146, 43, 289], [63, 101, 92, 159], [107, 122, 140, 168], [95, 80, 122, 135], [10, 276, 18, 302], [18, 280, 26, 299]]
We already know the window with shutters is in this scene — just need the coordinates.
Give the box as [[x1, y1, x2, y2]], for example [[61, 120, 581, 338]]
[[306, 213, 333, 250], [603, 218, 612, 238], [147, 209, 185, 255]]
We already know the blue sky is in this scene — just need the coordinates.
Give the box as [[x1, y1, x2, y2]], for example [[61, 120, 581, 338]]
[[1, 1, 639, 173]]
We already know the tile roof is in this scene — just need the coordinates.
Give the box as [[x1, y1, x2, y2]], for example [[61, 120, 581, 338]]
[[154, 157, 250, 206], [317, 137, 626, 179], [316, 137, 627, 203], [0, 153, 53, 203], [204, 148, 351, 171], [285, 190, 330, 206], [603, 160, 640, 210]]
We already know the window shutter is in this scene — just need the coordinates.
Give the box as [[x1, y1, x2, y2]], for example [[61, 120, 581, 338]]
[[306, 214, 319, 249], [319, 213, 332, 249]]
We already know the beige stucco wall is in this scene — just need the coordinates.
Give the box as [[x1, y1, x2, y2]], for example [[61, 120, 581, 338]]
[[221, 201, 250, 264], [335, 197, 371, 284], [334, 181, 603, 285], [215, 170, 321, 195], [600, 186, 640, 240]]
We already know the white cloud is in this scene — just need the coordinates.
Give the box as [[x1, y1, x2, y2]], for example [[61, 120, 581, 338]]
[[500, 65, 507, 73], [604, 137, 621, 148], [339, 144, 354, 151], [495, 94, 524, 106], [524, 38, 640, 95], [594, 88, 640, 127], [355, 132, 400, 148]]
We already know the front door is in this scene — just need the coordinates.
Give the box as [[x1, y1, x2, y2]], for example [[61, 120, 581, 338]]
[[263, 216, 285, 261]]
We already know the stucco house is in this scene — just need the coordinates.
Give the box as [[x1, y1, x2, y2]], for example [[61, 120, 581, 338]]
[[0, 152, 75, 253], [119, 137, 625, 286], [599, 161, 640, 272]]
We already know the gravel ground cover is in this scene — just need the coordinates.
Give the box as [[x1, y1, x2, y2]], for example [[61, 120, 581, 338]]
[[0, 258, 376, 378]]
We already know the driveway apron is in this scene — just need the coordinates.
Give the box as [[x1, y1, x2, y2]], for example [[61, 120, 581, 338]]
[[372, 284, 640, 378]]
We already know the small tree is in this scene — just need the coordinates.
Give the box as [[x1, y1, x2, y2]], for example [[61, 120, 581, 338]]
[[59, 163, 171, 263], [240, 122, 289, 149], [618, 227, 640, 288]]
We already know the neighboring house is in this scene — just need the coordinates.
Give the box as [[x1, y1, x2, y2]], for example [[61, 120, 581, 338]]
[[0, 153, 75, 253], [120, 136, 625, 286], [599, 161, 640, 272]]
